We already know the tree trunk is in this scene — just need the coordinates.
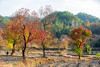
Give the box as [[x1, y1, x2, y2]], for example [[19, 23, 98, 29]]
[[79, 55, 81, 59], [11, 47, 15, 55], [79, 45, 81, 59], [11, 41, 16, 56], [22, 43, 26, 59], [42, 41, 45, 58], [43, 47, 45, 57]]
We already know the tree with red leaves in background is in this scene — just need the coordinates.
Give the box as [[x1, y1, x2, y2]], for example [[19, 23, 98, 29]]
[[37, 5, 55, 57], [70, 25, 92, 59]]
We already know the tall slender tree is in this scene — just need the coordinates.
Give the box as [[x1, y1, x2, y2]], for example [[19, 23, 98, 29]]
[[38, 5, 55, 57]]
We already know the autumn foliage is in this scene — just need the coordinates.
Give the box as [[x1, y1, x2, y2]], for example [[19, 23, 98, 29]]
[[2, 6, 55, 59], [70, 25, 92, 59], [12, 8, 42, 59], [0, 5, 94, 61], [34, 5, 55, 57], [2, 20, 21, 55], [70, 25, 92, 47]]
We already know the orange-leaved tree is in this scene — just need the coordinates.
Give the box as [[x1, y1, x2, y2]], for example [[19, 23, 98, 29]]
[[11, 8, 41, 59], [70, 25, 92, 59], [2, 20, 22, 55]]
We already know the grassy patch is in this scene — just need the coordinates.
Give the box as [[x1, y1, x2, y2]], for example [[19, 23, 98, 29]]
[[96, 53, 100, 58]]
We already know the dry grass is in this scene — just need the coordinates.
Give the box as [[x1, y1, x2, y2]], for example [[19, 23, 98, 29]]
[[12, 58, 55, 67], [0, 48, 95, 67]]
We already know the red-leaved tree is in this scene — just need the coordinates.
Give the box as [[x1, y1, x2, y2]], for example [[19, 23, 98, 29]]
[[37, 5, 55, 57], [11, 8, 41, 59], [70, 25, 92, 59]]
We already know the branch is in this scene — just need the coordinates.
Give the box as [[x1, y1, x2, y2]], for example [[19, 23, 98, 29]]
[[27, 32, 31, 41]]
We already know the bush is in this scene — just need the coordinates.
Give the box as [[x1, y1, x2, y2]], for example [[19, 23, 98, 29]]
[[84, 45, 91, 54], [74, 47, 83, 56], [96, 53, 100, 58]]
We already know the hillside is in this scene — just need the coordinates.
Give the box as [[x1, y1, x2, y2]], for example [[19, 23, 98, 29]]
[[48, 11, 85, 38], [51, 11, 85, 27], [76, 12, 100, 23], [5, 16, 11, 20], [0, 15, 9, 28]]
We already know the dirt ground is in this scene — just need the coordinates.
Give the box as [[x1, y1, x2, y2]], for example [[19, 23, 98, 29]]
[[0, 49, 100, 67]]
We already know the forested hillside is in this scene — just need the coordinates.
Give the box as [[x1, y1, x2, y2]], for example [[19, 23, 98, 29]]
[[52, 11, 85, 26], [76, 12, 100, 23], [48, 11, 85, 38], [0, 15, 9, 28]]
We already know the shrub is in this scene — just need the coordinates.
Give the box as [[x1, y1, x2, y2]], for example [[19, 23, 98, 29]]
[[96, 53, 100, 58], [84, 45, 91, 54], [74, 47, 83, 57]]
